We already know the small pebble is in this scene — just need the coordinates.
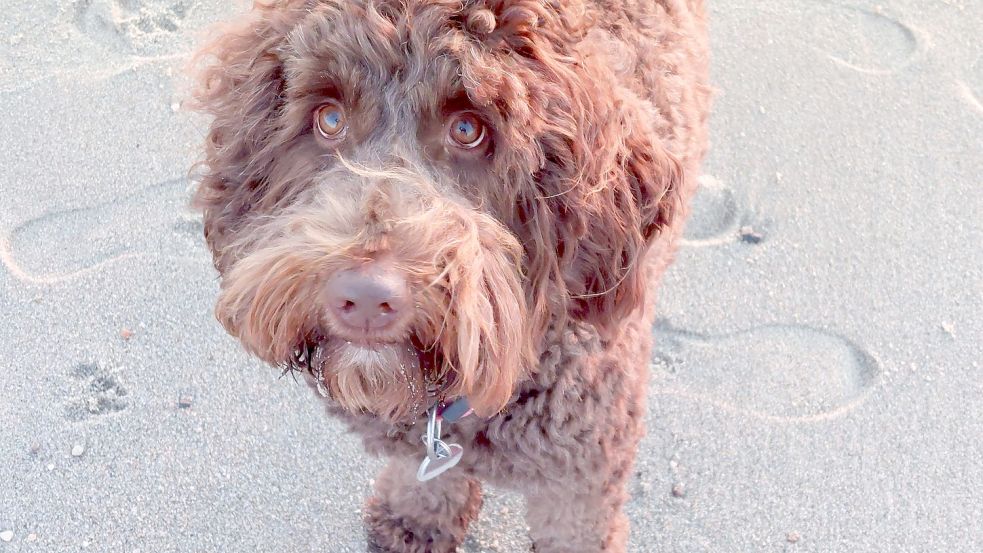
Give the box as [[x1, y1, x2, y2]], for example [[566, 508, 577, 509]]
[[171, 102, 181, 112], [26, 534, 37, 543], [178, 391, 194, 409], [29, 440, 41, 455], [787, 531, 801, 543], [671, 483, 686, 498], [0, 531, 12, 542], [46, 463, 55, 471], [940, 322, 955, 337], [120, 328, 135, 341], [71, 444, 85, 457], [739, 225, 764, 244]]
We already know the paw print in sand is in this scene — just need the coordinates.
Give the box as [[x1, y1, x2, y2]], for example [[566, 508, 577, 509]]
[[72, 0, 192, 56], [681, 175, 765, 247], [64, 362, 129, 422]]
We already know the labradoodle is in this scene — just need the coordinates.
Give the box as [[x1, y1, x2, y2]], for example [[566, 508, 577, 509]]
[[189, 1, 710, 550]]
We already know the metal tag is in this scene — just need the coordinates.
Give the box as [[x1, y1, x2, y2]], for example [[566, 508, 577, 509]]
[[416, 442, 464, 482], [416, 404, 464, 482]]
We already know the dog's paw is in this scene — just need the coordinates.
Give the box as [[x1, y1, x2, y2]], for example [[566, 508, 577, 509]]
[[364, 499, 456, 553], [364, 481, 482, 553]]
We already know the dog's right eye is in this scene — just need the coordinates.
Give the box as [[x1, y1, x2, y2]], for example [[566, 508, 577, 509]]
[[314, 102, 348, 139]]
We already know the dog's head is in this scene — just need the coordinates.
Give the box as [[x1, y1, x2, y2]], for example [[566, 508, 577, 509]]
[[190, 0, 682, 422]]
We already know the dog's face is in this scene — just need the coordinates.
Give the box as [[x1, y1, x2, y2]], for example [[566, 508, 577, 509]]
[[191, 0, 682, 422]]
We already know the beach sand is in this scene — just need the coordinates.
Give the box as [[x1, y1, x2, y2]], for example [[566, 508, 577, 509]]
[[1, 1, 980, 551]]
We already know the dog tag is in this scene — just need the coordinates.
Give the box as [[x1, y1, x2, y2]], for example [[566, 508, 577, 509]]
[[416, 442, 463, 482], [416, 405, 465, 481]]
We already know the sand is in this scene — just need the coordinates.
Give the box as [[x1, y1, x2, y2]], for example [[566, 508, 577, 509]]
[[0, 0, 980, 551]]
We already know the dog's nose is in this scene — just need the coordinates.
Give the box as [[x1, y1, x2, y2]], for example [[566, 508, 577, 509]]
[[325, 266, 410, 332]]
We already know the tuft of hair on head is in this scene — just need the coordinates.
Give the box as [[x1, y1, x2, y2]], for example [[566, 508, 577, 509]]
[[466, 8, 497, 36]]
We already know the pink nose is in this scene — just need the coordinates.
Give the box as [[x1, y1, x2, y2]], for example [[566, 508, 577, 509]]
[[325, 266, 410, 333]]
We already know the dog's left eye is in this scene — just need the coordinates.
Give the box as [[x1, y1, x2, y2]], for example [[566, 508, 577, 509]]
[[447, 113, 486, 149], [315, 102, 348, 139]]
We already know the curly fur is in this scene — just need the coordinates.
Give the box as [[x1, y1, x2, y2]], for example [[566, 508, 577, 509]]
[[190, 0, 710, 550]]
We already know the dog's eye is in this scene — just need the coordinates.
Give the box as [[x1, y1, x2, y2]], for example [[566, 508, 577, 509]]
[[447, 113, 486, 149], [315, 102, 347, 139]]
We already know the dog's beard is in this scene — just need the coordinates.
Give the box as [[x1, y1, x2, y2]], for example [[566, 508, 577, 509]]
[[217, 170, 536, 421], [306, 336, 441, 423]]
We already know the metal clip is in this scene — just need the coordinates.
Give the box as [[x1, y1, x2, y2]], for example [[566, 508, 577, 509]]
[[416, 404, 464, 481]]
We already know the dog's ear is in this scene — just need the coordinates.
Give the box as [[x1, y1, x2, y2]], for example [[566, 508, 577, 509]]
[[501, 7, 685, 336], [188, 2, 306, 270], [559, 120, 683, 332]]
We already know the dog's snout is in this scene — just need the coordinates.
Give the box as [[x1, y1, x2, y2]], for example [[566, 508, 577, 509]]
[[326, 266, 410, 333]]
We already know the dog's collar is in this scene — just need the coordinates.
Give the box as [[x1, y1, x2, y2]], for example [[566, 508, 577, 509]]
[[435, 396, 473, 423], [291, 347, 473, 481]]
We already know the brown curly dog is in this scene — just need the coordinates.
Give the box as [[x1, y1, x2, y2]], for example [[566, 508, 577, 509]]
[[189, 0, 710, 550]]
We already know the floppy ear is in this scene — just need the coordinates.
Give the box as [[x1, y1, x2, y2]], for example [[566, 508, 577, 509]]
[[501, 7, 684, 336], [188, 1, 307, 270], [551, 100, 683, 334], [561, 114, 683, 329]]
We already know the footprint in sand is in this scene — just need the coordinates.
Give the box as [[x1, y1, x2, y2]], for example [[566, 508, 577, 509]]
[[732, 2, 921, 75], [800, 2, 921, 75], [681, 175, 762, 247], [651, 320, 880, 422], [0, 179, 203, 284], [72, 0, 191, 56], [956, 56, 983, 114], [64, 362, 129, 422]]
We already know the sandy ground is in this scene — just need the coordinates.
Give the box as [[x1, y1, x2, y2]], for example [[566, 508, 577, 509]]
[[1, 1, 981, 551]]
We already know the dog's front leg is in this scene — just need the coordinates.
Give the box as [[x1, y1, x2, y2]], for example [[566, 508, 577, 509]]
[[524, 475, 632, 553], [364, 457, 483, 552]]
